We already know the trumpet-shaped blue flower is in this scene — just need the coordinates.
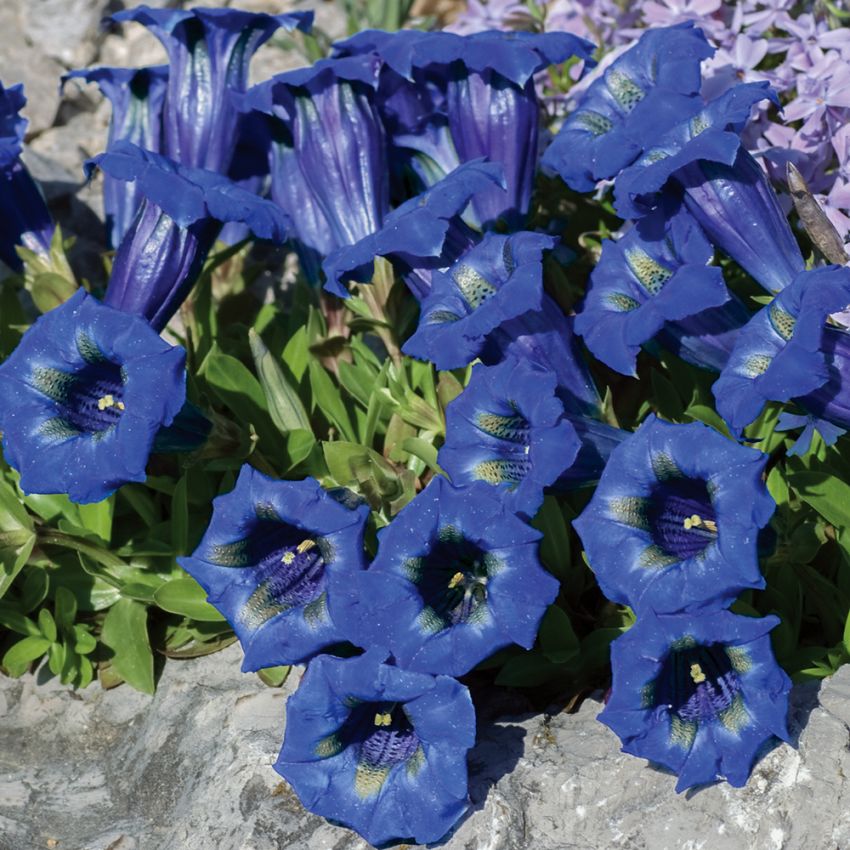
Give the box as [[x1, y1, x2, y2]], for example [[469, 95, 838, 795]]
[[87, 141, 289, 331], [335, 28, 594, 227], [244, 54, 388, 283], [0, 290, 185, 503], [574, 416, 774, 614], [575, 197, 733, 376], [179, 468, 370, 671], [713, 265, 850, 433], [439, 357, 580, 517], [614, 83, 804, 295], [276, 649, 475, 847], [111, 5, 311, 173], [323, 160, 503, 300], [403, 230, 602, 416], [541, 23, 713, 192], [0, 81, 53, 271], [62, 66, 168, 248], [338, 477, 557, 677], [599, 609, 791, 792]]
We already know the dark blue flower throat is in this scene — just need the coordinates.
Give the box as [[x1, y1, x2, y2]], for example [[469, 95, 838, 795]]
[[34, 343, 126, 437], [320, 701, 423, 798], [652, 639, 747, 744], [407, 527, 497, 633], [647, 476, 717, 562], [210, 512, 330, 631]]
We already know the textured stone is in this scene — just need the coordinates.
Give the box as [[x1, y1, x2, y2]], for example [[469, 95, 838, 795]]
[[0, 642, 848, 850]]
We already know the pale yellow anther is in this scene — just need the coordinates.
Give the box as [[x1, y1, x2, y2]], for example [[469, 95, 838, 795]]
[[373, 712, 392, 727], [683, 517, 693, 530], [690, 663, 706, 684], [448, 571, 465, 589], [97, 394, 125, 412], [297, 539, 316, 554], [281, 551, 296, 565], [703, 519, 718, 534]]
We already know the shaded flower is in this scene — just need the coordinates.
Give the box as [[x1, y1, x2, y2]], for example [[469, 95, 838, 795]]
[[0, 290, 185, 503], [87, 141, 290, 331], [244, 54, 388, 283], [179, 468, 369, 671], [111, 5, 312, 173], [575, 196, 732, 376], [599, 609, 791, 792], [541, 23, 713, 192], [774, 411, 846, 457], [614, 83, 805, 294], [439, 357, 580, 517], [574, 416, 774, 614], [322, 160, 504, 300], [335, 28, 594, 226], [0, 81, 53, 271], [713, 265, 850, 433], [339, 477, 557, 677], [62, 66, 168, 248], [276, 649, 475, 846]]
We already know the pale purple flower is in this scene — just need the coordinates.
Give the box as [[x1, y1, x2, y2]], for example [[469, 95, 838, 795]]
[[446, 0, 536, 34], [639, 0, 728, 41], [741, 0, 795, 37], [702, 34, 770, 100]]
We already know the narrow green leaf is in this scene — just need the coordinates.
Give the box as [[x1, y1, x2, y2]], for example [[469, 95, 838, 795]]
[[249, 329, 313, 433], [257, 665, 291, 687], [3, 636, 51, 676], [0, 603, 41, 637], [308, 361, 357, 441], [77, 498, 114, 544], [171, 475, 189, 557], [494, 650, 562, 687], [101, 599, 155, 695], [38, 608, 57, 642], [154, 577, 226, 622], [54, 586, 77, 633], [539, 606, 580, 664], [531, 496, 571, 581]]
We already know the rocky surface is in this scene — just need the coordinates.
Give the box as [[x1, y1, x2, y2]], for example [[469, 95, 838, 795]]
[[0, 641, 847, 850]]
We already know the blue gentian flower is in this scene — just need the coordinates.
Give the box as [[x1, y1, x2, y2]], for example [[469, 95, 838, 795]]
[[178, 468, 369, 671], [276, 649, 475, 847], [335, 28, 594, 227], [439, 357, 580, 517], [599, 609, 791, 792], [337, 477, 558, 677], [86, 141, 290, 331], [111, 5, 312, 173], [0, 81, 53, 271], [403, 230, 602, 416], [62, 66, 168, 248], [574, 416, 774, 615], [713, 265, 850, 434], [541, 23, 714, 192], [575, 197, 734, 376], [244, 54, 388, 282], [614, 83, 804, 295], [322, 160, 504, 300], [0, 290, 185, 503]]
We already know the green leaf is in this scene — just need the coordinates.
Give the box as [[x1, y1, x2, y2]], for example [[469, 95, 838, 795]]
[[400, 438, 443, 475], [531, 496, 571, 582], [154, 577, 226, 622], [77, 498, 114, 544], [787, 470, 850, 531], [0, 603, 41, 637], [171, 474, 189, 557], [54, 586, 77, 633], [19, 568, 49, 613], [37, 608, 57, 642], [199, 343, 279, 448], [308, 361, 357, 442], [538, 606, 580, 664], [100, 598, 155, 695], [0, 476, 33, 531], [494, 650, 562, 687], [249, 329, 313, 433], [282, 324, 310, 383], [0, 529, 36, 599], [73, 625, 97, 655], [257, 665, 291, 687], [3, 636, 51, 676]]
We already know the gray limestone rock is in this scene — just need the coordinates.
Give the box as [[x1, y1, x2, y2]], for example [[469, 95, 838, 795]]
[[0, 643, 847, 850]]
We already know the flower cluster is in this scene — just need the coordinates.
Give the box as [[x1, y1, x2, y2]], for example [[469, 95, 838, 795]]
[[3, 3, 830, 842], [575, 416, 790, 790]]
